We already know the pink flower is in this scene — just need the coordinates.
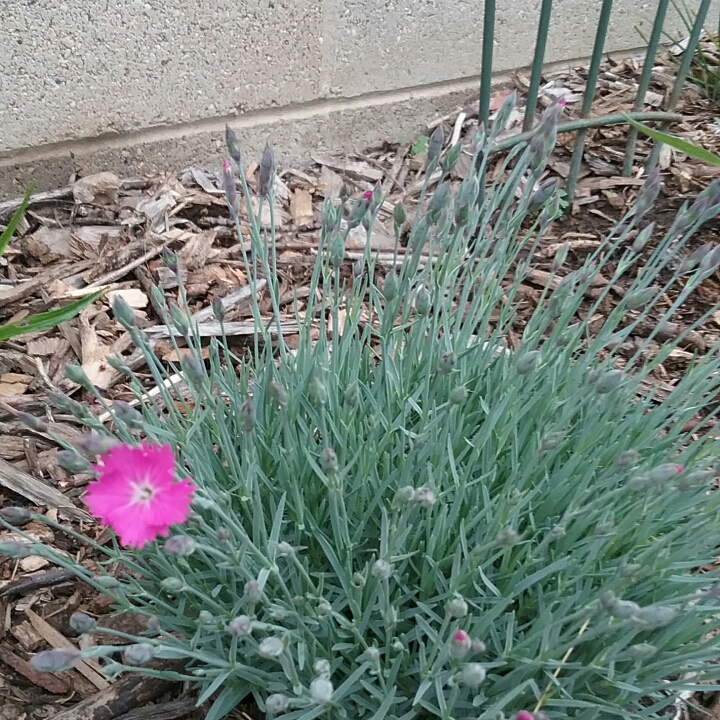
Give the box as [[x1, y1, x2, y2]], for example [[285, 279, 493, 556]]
[[362, 189, 373, 200], [84, 442, 196, 548], [516, 713, 535, 720]]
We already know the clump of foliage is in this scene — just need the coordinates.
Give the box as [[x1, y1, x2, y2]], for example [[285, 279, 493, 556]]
[[7, 94, 720, 720]]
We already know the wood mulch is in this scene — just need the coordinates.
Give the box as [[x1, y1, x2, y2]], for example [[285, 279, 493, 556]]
[[1, 50, 720, 720]]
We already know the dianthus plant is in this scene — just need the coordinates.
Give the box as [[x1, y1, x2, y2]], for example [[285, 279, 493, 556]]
[[9, 94, 720, 720]]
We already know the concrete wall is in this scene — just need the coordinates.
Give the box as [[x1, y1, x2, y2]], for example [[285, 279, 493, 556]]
[[0, 0, 698, 198]]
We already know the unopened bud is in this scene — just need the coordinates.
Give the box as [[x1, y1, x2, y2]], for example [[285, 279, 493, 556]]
[[437, 351, 457, 375], [352, 571, 366, 588], [163, 535, 196, 557], [113, 400, 145, 429], [266, 694, 290, 713], [515, 350, 540, 375], [446, 594, 468, 618], [449, 384, 468, 405], [393, 485, 416, 507], [347, 195, 370, 229], [343, 381, 359, 407], [443, 141, 462, 173], [211, 296, 225, 323], [648, 463, 684, 484], [309, 376, 328, 407], [56, 450, 94, 474], [73, 433, 119, 458], [631, 167, 661, 220], [631, 222, 655, 253], [160, 577, 185, 593], [64, 363, 94, 390], [320, 447, 339, 476], [629, 604, 677, 629], [123, 643, 154, 665], [239, 398, 255, 433], [182, 353, 205, 388], [0, 540, 31, 558], [16, 411, 48, 433], [371, 559, 394, 580], [258, 143, 275, 197], [258, 636, 285, 659], [328, 232, 345, 269], [426, 125, 444, 168], [551, 242, 569, 273], [31, 647, 82, 673], [415, 285, 431, 316], [310, 676, 334, 704], [427, 182, 451, 221], [626, 287, 657, 310], [223, 160, 239, 214], [112, 294, 136, 328], [595, 369, 623, 393], [217, 528, 230, 542], [268, 380, 289, 408], [450, 629, 472, 660], [95, 575, 119, 589], [496, 527, 519, 546], [229, 615, 253, 636], [608, 598, 641, 619], [0, 507, 33, 526], [627, 642, 657, 660], [382, 272, 399, 301], [539, 431, 565, 452], [198, 611, 214, 626], [225, 125, 242, 165], [244, 580, 262, 604], [393, 202, 407, 229], [529, 179, 558, 214], [616, 449, 639, 468], [471, 638, 486, 653], [69, 612, 96, 634], [460, 662, 486, 687]]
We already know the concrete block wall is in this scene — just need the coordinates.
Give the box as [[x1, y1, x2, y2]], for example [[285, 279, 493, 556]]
[[0, 0, 702, 198]]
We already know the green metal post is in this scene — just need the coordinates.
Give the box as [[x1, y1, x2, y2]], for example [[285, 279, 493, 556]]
[[479, 0, 497, 126], [523, 0, 554, 132], [565, 0, 614, 202], [623, 0, 671, 176], [646, 0, 712, 171]]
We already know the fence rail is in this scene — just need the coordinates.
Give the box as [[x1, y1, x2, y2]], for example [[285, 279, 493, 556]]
[[477, 0, 713, 200]]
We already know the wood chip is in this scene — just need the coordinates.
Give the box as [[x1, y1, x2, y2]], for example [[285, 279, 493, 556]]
[[178, 229, 216, 271], [290, 189, 315, 227]]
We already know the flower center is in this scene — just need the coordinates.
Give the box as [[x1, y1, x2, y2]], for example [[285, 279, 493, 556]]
[[130, 479, 157, 506]]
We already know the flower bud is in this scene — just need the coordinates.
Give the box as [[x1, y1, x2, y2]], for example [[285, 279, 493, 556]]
[[317, 599, 333, 617], [460, 662, 486, 687], [225, 125, 242, 165], [217, 528, 230, 542], [631, 167, 661, 220], [211, 296, 225, 323], [551, 242, 569, 273], [223, 160, 239, 214], [268, 380, 289, 408], [244, 580, 262, 604], [616, 450, 639, 468], [393, 485, 415, 507], [471, 638, 486, 653], [595, 369, 623, 394], [328, 232, 345, 270], [320, 447, 339, 476], [539, 431, 565, 452], [69, 612, 96, 634], [496, 527, 519, 546], [442, 141, 462, 174], [258, 143, 275, 197], [73, 433, 119, 458], [446, 594, 468, 618], [106, 355, 132, 375], [310, 676, 334, 704], [113, 400, 145, 429], [169, 302, 190, 338], [352, 571, 366, 588], [426, 125, 444, 168], [31, 647, 82, 673], [415, 285, 431, 316], [529, 179, 559, 214], [266, 694, 290, 714], [516, 713, 535, 720], [123, 643, 154, 665], [449, 384, 468, 405], [112, 294, 136, 328], [382, 272, 399, 302], [276, 541, 294, 557], [450, 630, 472, 660], [629, 604, 677, 629], [371, 559, 394, 580], [343, 381, 359, 407], [0, 507, 33, 526], [95, 575, 119, 589], [627, 642, 657, 660], [229, 615, 254, 636], [163, 535, 197, 557], [647, 463, 683, 483], [436, 351, 457, 375], [393, 202, 407, 229], [608, 598, 641, 619], [238, 398, 255, 433], [515, 351, 540, 375], [631, 222, 655, 253], [258, 636, 285, 659], [626, 287, 657, 310], [414, 487, 436, 508], [16, 411, 48, 433], [347, 196, 370, 229], [198, 610, 214, 625], [64, 363, 94, 390], [160, 577, 185, 593], [56, 450, 94, 475], [309, 376, 328, 407], [677, 467, 717, 491], [427, 182, 451, 221]]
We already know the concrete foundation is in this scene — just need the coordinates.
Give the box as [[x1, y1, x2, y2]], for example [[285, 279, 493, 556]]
[[0, 0, 703, 199]]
